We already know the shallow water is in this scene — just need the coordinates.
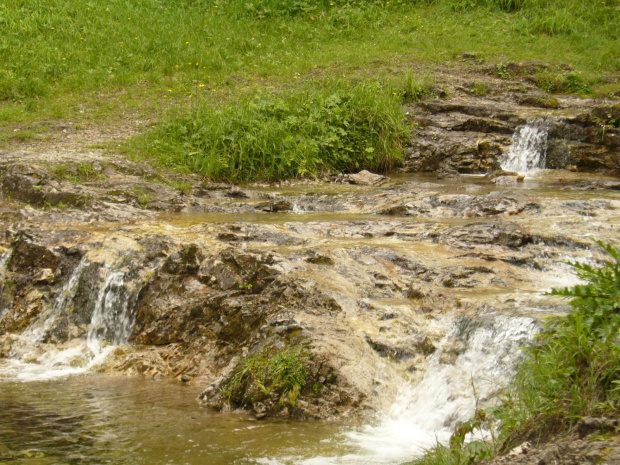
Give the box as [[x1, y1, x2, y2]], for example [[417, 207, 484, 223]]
[[0, 372, 356, 465], [0, 315, 538, 465]]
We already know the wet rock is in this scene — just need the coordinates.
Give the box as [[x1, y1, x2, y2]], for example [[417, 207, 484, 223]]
[[10, 239, 62, 272], [257, 200, 292, 212], [483, 431, 620, 465], [348, 170, 388, 186], [445, 222, 532, 248], [32, 268, 56, 285], [576, 417, 619, 439], [494, 175, 525, 186], [452, 117, 514, 135], [163, 244, 204, 275]]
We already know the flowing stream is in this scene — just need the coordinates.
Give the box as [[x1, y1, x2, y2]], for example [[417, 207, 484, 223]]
[[0, 316, 538, 465], [1, 169, 615, 464]]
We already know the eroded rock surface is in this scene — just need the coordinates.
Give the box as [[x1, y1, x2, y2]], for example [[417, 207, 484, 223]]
[[0, 65, 618, 422]]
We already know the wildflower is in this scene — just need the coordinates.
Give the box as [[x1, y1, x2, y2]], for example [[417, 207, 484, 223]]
[[168, 89, 173, 92], [199, 84, 205, 88]]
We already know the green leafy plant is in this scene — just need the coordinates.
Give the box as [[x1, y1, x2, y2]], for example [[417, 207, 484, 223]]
[[407, 408, 496, 465], [225, 345, 310, 407], [495, 241, 620, 450]]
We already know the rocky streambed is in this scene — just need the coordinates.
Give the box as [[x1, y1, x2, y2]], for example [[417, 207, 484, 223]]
[[0, 67, 619, 464]]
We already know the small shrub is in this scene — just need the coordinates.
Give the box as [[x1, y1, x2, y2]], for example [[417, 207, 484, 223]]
[[531, 69, 593, 96], [52, 163, 102, 182], [468, 83, 490, 97], [399, 71, 436, 103]]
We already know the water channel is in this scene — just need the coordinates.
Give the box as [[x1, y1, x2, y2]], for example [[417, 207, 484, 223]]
[[1, 126, 619, 463]]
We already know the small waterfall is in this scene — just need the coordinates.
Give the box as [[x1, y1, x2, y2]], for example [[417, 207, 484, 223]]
[[501, 119, 548, 174], [87, 271, 135, 356], [345, 316, 538, 463], [0, 250, 12, 318], [1, 264, 140, 381], [34, 259, 87, 344]]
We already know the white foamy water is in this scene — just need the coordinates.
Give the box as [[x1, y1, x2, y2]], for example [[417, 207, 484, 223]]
[[16, 259, 87, 350], [255, 315, 538, 465], [87, 270, 134, 355], [501, 119, 548, 174], [0, 264, 136, 382]]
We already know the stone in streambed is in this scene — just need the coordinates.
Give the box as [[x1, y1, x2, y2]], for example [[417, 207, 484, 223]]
[[348, 170, 388, 186]]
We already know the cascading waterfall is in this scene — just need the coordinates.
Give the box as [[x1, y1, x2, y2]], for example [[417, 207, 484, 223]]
[[1, 263, 139, 381], [261, 315, 538, 465], [500, 119, 548, 174], [344, 315, 538, 463], [26, 259, 87, 346], [0, 250, 12, 318]]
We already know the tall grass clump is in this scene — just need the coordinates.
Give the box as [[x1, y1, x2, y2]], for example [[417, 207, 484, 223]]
[[130, 81, 407, 182], [496, 241, 620, 449]]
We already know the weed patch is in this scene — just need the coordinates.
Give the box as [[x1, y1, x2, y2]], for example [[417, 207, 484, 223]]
[[495, 241, 620, 450], [52, 163, 103, 182]]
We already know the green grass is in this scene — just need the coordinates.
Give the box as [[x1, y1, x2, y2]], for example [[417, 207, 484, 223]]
[[125, 79, 408, 181], [495, 241, 620, 450], [51, 163, 104, 182], [1, 0, 619, 178], [1, 0, 618, 120]]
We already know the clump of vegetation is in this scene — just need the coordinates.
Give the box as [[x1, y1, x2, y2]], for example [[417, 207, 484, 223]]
[[495, 241, 620, 450], [408, 241, 620, 464], [52, 163, 103, 182], [224, 345, 311, 408], [467, 83, 490, 97], [530, 69, 594, 96], [128, 81, 407, 182], [399, 71, 437, 103], [519, 95, 559, 109]]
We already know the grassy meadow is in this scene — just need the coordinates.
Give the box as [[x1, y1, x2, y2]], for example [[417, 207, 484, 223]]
[[1, 0, 619, 178]]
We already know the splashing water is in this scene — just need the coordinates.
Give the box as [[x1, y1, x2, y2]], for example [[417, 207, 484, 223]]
[[87, 271, 135, 355], [26, 259, 87, 346], [1, 264, 138, 381], [501, 119, 548, 174], [255, 315, 538, 465], [0, 249, 12, 318]]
